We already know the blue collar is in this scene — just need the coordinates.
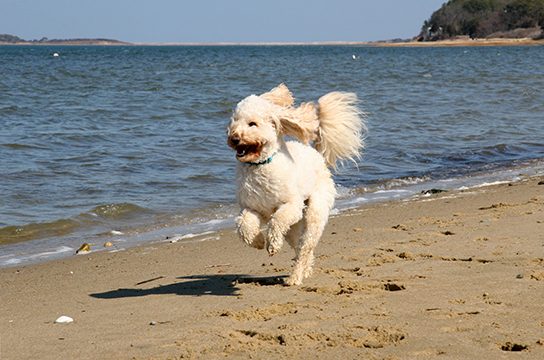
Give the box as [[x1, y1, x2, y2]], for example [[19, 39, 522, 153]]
[[247, 152, 277, 166]]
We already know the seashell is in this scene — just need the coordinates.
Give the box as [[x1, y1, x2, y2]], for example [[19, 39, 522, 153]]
[[55, 316, 73, 324]]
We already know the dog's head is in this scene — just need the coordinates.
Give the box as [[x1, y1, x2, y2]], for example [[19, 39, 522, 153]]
[[227, 84, 319, 163]]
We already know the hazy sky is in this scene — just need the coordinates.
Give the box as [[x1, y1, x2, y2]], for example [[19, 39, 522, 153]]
[[1, 0, 446, 43]]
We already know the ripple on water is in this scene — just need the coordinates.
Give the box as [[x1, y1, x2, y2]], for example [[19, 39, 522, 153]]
[[0, 45, 543, 259]]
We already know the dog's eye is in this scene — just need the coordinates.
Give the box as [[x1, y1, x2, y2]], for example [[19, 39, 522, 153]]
[[248, 122, 257, 127]]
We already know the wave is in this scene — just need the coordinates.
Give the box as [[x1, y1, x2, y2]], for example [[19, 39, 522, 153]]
[[337, 159, 544, 211], [0, 105, 19, 114], [0, 203, 152, 245], [459, 143, 525, 161], [88, 203, 151, 220], [0, 219, 81, 244], [1, 143, 47, 150]]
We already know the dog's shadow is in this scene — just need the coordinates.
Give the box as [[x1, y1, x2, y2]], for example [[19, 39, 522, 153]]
[[89, 274, 286, 299]]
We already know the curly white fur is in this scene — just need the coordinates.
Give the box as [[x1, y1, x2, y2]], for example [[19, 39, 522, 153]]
[[227, 84, 365, 285]]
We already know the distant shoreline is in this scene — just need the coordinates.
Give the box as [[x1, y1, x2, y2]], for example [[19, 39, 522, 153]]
[[373, 37, 544, 47], [1, 38, 543, 47], [0, 40, 130, 46]]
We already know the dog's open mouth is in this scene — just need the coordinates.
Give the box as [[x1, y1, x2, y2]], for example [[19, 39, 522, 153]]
[[236, 143, 260, 158]]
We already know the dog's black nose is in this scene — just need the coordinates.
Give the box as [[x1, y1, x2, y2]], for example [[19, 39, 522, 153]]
[[230, 136, 240, 146]]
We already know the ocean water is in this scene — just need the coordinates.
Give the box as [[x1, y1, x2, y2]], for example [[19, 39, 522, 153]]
[[1, 45, 543, 266]]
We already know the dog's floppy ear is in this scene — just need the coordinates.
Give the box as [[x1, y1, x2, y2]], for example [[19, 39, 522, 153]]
[[260, 83, 295, 108], [277, 102, 320, 144]]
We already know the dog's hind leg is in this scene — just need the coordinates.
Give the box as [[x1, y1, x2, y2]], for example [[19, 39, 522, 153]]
[[285, 192, 333, 286], [236, 208, 265, 249], [285, 219, 304, 250]]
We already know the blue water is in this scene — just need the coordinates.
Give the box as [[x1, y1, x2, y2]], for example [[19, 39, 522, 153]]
[[1, 45, 543, 266]]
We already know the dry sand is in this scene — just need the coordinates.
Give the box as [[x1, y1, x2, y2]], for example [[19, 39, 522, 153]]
[[1, 176, 543, 359]]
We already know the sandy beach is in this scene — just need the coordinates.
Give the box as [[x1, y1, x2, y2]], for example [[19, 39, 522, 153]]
[[1, 176, 543, 359], [372, 37, 544, 47]]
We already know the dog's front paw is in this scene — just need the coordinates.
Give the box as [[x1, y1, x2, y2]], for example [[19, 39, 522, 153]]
[[236, 210, 264, 248], [266, 222, 285, 256]]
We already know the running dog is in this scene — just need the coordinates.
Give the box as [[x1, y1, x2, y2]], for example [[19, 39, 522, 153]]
[[227, 84, 365, 285]]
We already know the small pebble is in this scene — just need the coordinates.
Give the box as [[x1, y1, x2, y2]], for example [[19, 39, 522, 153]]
[[516, 274, 524, 279], [76, 243, 91, 254], [421, 188, 447, 195], [149, 321, 157, 326]]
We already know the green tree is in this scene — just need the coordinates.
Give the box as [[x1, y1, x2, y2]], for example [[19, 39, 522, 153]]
[[420, 0, 544, 40]]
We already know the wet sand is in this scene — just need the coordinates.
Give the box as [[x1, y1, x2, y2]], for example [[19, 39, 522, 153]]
[[1, 176, 543, 359]]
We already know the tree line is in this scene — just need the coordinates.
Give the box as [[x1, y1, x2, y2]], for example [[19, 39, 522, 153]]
[[419, 0, 544, 40]]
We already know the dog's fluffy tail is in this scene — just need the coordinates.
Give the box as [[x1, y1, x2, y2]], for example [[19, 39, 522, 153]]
[[315, 92, 365, 168]]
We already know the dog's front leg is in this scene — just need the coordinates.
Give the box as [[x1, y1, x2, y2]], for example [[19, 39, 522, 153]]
[[236, 208, 265, 249], [267, 201, 304, 256]]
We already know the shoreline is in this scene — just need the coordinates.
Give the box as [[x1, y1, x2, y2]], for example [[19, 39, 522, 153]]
[[2, 159, 543, 268], [374, 37, 544, 47], [2, 37, 543, 47], [1, 176, 543, 358]]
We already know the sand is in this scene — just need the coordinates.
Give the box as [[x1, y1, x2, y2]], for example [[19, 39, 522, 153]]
[[372, 37, 544, 47], [1, 176, 543, 359]]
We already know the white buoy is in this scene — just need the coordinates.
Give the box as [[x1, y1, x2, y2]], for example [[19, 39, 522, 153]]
[[352, 54, 357, 60], [53, 52, 60, 57]]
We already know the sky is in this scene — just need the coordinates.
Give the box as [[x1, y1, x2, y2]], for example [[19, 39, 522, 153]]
[[1, 0, 446, 43]]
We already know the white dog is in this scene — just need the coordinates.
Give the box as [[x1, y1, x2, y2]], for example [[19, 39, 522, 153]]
[[227, 84, 365, 285]]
